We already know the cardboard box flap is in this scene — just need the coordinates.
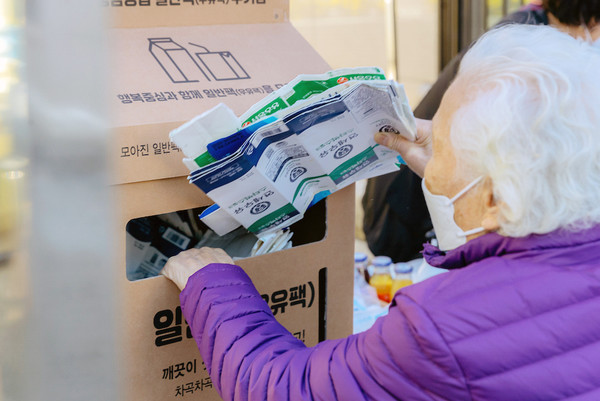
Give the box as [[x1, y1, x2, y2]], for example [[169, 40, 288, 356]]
[[109, 0, 288, 29], [111, 21, 330, 185], [117, 176, 355, 400]]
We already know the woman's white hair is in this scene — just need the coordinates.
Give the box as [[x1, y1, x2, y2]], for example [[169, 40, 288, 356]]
[[450, 24, 600, 237]]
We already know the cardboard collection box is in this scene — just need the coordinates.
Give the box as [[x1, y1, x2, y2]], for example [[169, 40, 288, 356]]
[[109, 2, 355, 400]]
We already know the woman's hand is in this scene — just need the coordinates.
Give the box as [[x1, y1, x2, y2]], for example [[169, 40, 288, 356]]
[[161, 247, 234, 291], [375, 118, 433, 178]]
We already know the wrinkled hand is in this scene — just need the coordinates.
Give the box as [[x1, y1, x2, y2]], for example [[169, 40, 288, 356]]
[[161, 248, 234, 291], [374, 118, 433, 178]]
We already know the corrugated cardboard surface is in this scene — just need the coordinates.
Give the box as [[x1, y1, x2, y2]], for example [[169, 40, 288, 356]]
[[109, 0, 288, 29], [117, 179, 354, 400], [111, 22, 330, 184], [112, 3, 355, 399]]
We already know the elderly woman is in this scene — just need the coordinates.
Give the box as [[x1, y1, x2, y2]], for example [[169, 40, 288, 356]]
[[162, 25, 600, 400], [363, 0, 600, 263]]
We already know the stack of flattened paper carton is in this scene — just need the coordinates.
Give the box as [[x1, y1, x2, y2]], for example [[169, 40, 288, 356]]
[[170, 70, 416, 237], [109, 2, 355, 400]]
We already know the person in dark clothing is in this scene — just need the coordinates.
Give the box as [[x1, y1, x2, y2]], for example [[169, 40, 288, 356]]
[[362, 0, 600, 262]]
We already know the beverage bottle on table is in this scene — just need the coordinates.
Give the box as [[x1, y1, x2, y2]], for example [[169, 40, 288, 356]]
[[390, 262, 413, 300], [353, 251, 381, 310], [354, 252, 369, 283], [368, 256, 393, 303]]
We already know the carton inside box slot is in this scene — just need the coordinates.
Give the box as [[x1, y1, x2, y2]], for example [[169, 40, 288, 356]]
[[125, 199, 327, 281]]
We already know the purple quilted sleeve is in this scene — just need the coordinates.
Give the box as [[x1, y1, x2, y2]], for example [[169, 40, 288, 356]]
[[180, 263, 468, 401]]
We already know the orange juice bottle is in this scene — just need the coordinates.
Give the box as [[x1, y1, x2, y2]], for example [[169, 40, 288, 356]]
[[390, 263, 413, 299], [368, 256, 393, 303]]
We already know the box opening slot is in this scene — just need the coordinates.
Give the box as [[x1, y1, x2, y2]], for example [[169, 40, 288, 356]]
[[125, 200, 327, 281]]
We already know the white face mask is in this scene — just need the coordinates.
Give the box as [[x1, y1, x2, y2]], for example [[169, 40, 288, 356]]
[[422, 176, 485, 251]]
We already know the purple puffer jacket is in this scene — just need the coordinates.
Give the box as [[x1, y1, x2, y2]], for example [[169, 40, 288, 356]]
[[180, 226, 600, 401]]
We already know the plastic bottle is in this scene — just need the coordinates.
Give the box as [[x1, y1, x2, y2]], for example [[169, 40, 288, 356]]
[[390, 262, 413, 299], [353, 252, 380, 310], [354, 252, 368, 282], [368, 256, 393, 303]]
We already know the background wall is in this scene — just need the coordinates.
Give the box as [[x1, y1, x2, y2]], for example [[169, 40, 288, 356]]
[[290, 0, 439, 109], [289, 0, 439, 246]]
